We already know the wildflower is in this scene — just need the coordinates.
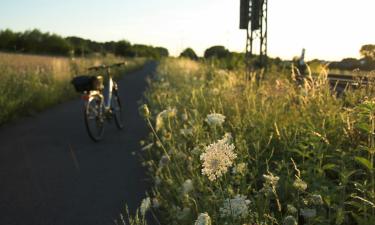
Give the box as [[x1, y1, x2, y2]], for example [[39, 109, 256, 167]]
[[155, 107, 177, 131], [263, 173, 280, 187], [309, 194, 323, 205], [140, 197, 151, 216], [287, 204, 298, 214], [139, 104, 150, 118], [293, 178, 307, 191], [232, 162, 247, 174], [182, 179, 194, 194], [300, 208, 316, 218], [205, 113, 226, 126], [283, 215, 298, 225], [195, 213, 211, 225], [200, 136, 237, 181], [219, 195, 251, 218]]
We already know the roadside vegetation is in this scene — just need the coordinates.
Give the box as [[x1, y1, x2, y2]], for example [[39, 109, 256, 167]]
[[0, 52, 145, 125], [138, 58, 375, 225]]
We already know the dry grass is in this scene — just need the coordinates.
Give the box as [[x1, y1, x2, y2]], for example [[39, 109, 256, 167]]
[[0, 52, 145, 125]]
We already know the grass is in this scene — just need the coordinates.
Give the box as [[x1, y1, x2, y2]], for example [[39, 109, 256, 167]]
[[138, 58, 375, 225], [0, 52, 145, 125]]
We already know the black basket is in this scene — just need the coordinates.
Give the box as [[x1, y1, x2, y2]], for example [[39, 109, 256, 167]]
[[71, 75, 99, 93]]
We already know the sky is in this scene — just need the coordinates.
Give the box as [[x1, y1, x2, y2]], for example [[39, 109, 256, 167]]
[[0, 0, 374, 61]]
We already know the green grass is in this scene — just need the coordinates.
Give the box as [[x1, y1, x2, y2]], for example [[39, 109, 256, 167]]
[[0, 52, 145, 125], [139, 58, 375, 225]]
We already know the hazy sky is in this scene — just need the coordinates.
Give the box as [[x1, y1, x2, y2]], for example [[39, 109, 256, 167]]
[[0, 0, 374, 60]]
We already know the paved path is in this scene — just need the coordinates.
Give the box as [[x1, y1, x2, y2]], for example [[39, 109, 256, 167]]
[[0, 62, 156, 225]]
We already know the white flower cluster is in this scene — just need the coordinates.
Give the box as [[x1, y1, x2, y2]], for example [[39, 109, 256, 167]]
[[293, 178, 307, 191], [140, 197, 151, 216], [194, 212, 211, 225], [263, 173, 280, 187], [205, 113, 226, 126], [200, 136, 237, 181], [219, 195, 251, 218]]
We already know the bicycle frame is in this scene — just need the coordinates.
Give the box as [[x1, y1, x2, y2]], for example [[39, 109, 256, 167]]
[[104, 67, 114, 110]]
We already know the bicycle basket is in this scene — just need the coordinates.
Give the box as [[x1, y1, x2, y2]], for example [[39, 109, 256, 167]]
[[71, 75, 102, 93]]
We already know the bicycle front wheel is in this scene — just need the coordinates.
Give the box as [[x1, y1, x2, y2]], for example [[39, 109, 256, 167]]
[[111, 91, 124, 130], [84, 95, 105, 141]]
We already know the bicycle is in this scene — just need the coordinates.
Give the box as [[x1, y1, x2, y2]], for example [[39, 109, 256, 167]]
[[71, 63, 125, 141]]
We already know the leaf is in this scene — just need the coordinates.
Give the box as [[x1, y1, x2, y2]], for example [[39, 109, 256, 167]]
[[354, 157, 373, 171], [322, 163, 337, 171]]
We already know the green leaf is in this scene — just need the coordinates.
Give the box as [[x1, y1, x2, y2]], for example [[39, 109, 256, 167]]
[[355, 157, 373, 171], [322, 163, 337, 171]]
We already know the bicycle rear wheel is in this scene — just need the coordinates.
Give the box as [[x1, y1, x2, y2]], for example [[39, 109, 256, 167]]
[[84, 95, 105, 141], [111, 91, 124, 129]]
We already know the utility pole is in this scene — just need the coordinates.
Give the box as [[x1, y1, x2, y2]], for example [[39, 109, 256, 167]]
[[240, 0, 268, 79]]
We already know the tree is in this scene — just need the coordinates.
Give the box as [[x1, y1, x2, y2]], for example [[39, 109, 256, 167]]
[[180, 48, 198, 60], [360, 44, 375, 60], [155, 47, 169, 58], [115, 40, 134, 57], [204, 46, 230, 59]]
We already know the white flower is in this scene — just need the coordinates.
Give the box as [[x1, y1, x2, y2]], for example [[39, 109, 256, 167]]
[[263, 173, 280, 187], [205, 113, 226, 126], [140, 197, 151, 216], [195, 212, 211, 225], [300, 208, 316, 218], [182, 179, 194, 194], [200, 136, 237, 181], [232, 162, 247, 174], [219, 195, 251, 218], [293, 178, 307, 191]]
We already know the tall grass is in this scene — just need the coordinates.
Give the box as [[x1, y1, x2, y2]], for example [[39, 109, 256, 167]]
[[0, 52, 145, 125], [140, 58, 375, 224]]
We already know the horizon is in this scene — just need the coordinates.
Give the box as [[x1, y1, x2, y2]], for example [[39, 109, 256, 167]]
[[0, 0, 374, 61]]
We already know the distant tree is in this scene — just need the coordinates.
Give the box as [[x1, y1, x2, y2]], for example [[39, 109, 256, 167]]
[[360, 44, 375, 60], [115, 40, 134, 57], [155, 47, 169, 57], [180, 48, 198, 60], [0, 29, 18, 50], [204, 46, 230, 59]]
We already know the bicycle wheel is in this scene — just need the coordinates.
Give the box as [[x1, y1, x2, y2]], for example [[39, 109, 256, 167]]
[[111, 91, 124, 129], [84, 95, 105, 141]]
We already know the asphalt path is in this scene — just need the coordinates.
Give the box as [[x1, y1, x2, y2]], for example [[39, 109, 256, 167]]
[[0, 62, 156, 225]]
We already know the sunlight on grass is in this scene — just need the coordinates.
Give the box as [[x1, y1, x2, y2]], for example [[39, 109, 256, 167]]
[[139, 58, 375, 225]]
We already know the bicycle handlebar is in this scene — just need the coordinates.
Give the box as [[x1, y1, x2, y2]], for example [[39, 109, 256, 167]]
[[87, 62, 126, 71]]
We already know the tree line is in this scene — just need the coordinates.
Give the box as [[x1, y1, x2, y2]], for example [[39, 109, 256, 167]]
[[0, 29, 169, 58], [327, 45, 375, 71]]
